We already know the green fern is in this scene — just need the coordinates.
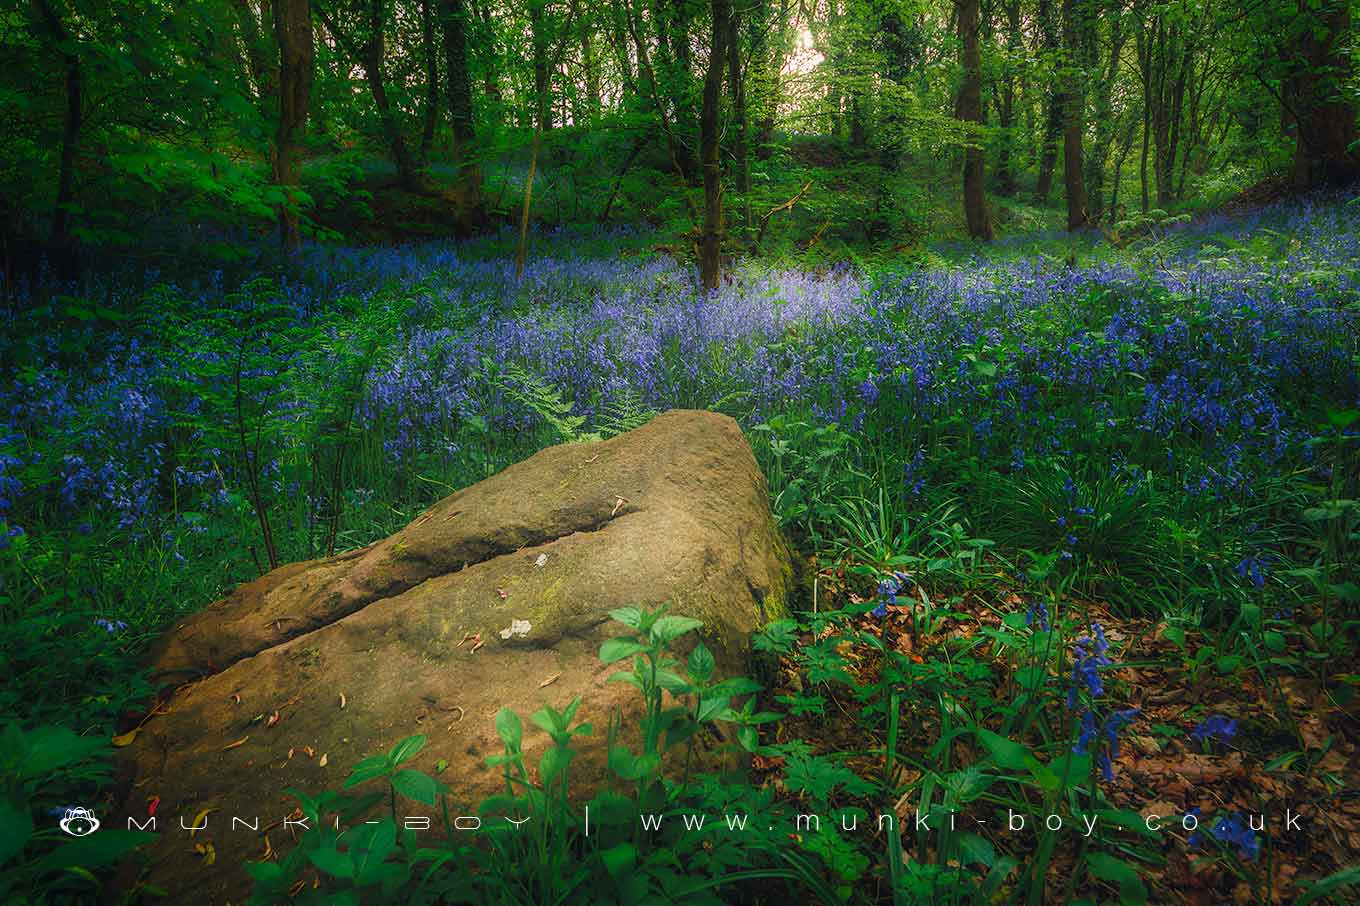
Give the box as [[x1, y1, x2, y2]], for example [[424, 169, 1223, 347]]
[[594, 387, 656, 438], [489, 360, 598, 443]]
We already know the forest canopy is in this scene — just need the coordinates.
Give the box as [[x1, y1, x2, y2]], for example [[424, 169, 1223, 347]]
[[3, 0, 1357, 279]]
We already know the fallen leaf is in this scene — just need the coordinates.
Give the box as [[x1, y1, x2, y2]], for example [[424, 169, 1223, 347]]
[[222, 736, 249, 751], [319, 753, 328, 767], [611, 496, 629, 517], [303, 746, 315, 758], [287, 748, 294, 760], [534, 553, 549, 568], [230, 694, 241, 706], [496, 588, 508, 599], [339, 693, 346, 709], [471, 638, 484, 652], [539, 673, 561, 688], [189, 807, 216, 837], [112, 729, 138, 747], [260, 834, 273, 861], [147, 796, 159, 817], [266, 709, 280, 728], [195, 841, 216, 866]]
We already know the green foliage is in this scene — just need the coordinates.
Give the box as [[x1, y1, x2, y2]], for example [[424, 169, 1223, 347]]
[[0, 724, 154, 900]]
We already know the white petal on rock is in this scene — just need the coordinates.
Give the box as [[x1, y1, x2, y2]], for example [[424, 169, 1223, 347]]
[[499, 619, 532, 640]]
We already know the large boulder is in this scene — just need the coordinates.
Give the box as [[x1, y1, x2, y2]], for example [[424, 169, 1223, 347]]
[[116, 410, 792, 901]]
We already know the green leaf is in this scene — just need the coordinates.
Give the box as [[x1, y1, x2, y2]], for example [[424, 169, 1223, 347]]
[[687, 643, 716, 683], [387, 735, 427, 767], [495, 708, 523, 750], [958, 832, 995, 867], [31, 830, 155, 873], [608, 607, 644, 629], [976, 729, 1030, 771], [0, 797, 34, 865], [391, 769, 438, 806], [650, 616, 703, 646], [345, 756, 392, 788], [599, 638, 648, 664], [1297, 864, 1360, 906], [1083, 852, 1147, 905], [539, 745, 575, 783], [600, 842, 637, 879], [350, 820, 396, 886], [308, 846, 355, 879]]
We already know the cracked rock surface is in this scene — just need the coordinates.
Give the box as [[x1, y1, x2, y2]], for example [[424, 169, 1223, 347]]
[[119, 410, 792, 901]]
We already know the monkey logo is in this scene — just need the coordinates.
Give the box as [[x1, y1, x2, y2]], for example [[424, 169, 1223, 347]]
[[58, 807, 100, 837]]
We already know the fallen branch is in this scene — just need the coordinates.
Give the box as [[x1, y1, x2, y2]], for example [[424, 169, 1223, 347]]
[[754, 181, 813, 251]]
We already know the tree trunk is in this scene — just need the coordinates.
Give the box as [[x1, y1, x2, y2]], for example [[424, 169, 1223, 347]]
[[529, 0, 552, 130], [699, 0, 729, 291], [995, 0, 1022, 196], [32, 0, 83, 270], [273, 0, 313, 253], [1061, 0, 1087, 230], [1034, 0, 1063, 201], [957, 0, 993, 240], [317, 1, 421, 191], [726, 0, 749, 227], [420, 0, 439, 160], [1289, 0, 1359, 188], [441, 0, 484, 233]]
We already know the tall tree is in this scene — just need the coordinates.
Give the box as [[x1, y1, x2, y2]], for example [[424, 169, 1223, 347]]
[[273, 0, 313, 252], [699, 0, 729, 290], [956, 0, 993, 239], [1034, 0, 1064, 201], [1281, 0, 1359, 187], [30, 0, 82, 272], [1060, 0, 1088, 229], [316, 0, 422, 191], [441, 0, 485, 233]]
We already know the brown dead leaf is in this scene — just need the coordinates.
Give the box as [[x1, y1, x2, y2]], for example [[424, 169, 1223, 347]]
[[112, 729, 138, 747], [195, 841, 216, 866], [319, 753, 328, 767], [222, 736, 249, 751], [339, 693, 346, 709], [266, 709, 280, 728], [539, 673, 561, 688]]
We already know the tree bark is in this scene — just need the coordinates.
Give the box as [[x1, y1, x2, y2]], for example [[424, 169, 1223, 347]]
[[995, 0, 1022, 196], [956, 0, 993, 240], [699, 0, 729, 291], [1288, 0, 1359, 188], [31, 0, 83, 269], [1061, 0, 1087, 230], [1034, 0, 1063, 201], [420, 0, 439, 160], [317, 1, 421, 191], [441, 0, 485, 233], [726, 0, 749, 227], [529, 0, 552, 130], [273, 0, 313, 253]]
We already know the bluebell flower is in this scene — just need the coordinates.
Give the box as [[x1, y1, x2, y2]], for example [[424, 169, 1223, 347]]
[[1025, 600, 1049, 631], [1190, 811, 1260, 861], [1190, 715, 1237, 745], [1234, 554, 1269, 588], [1067, 624, 1112, 709], [94, 618, 128, 633]]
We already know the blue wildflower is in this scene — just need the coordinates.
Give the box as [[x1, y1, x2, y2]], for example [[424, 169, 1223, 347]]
[[1190, 811, 1260, 861], [94, 618, 128, 633], [1025, 600, 1049, 631], [1234, 554, 1269, 588], [1190, 715, 1237, 745]]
